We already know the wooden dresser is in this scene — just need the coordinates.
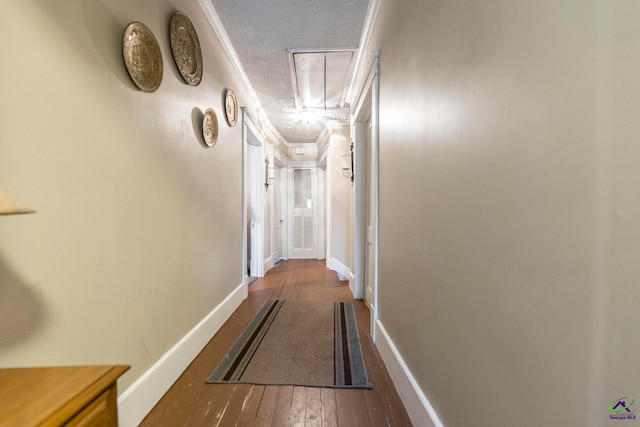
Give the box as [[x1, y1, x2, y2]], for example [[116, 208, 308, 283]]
[[0, 365, 129, 427]]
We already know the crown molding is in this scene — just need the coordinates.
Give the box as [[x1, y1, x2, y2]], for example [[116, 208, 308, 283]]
[[345, 0, 381, 107], [198, 0, 291, 148]]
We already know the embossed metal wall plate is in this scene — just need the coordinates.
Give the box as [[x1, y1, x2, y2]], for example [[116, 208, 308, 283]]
[[203, 108, 219, 147], [170, 12, 202, 86], [224, 89, 238, 127], [122, 22, 163, 92]]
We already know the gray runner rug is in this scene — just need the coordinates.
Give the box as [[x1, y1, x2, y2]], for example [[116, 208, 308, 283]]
[[207, 299, 372, 388]]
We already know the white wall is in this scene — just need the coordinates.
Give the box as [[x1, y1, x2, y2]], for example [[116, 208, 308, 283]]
[[361, 0, 640, 426], [0, 0, 261, 394]]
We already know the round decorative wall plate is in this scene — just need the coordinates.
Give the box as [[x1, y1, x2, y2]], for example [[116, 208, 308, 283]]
[[122, 22, 163, 92], [203, 108, 219, 147], [169, 12, 202, 86], [224, 89, 238, 127]]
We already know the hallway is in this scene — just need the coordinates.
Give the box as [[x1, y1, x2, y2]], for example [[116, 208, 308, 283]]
[[140, 260, 412, 426]]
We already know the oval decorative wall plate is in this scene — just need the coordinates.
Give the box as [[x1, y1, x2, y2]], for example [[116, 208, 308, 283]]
[[170, 12, 202, 86], [122, 22, 163, 92], [203, 108, 219, 147], [224, 89, 238, 127]]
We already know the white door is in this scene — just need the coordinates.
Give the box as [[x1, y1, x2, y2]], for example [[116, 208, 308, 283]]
[[317, 166, 327, 260], [248, 140, 265, 278], [288, 167, 317, 259], [364, 121, 375, 307], [271, 163, 283, 262]]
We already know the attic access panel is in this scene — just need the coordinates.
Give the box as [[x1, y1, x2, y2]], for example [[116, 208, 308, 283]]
[[288, 48, 356, 111]]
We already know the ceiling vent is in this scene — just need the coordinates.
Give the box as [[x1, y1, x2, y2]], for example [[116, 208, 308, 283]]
[[288, 48, 357, 112]]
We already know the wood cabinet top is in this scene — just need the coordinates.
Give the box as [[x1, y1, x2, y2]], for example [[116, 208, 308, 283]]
[[0, 365, 129, 427]]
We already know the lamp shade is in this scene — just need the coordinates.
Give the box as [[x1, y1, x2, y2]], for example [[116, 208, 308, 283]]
[[0, 186, 35, 215]]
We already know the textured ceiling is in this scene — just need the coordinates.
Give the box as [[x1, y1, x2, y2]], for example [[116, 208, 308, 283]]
[[209, 0, 370, 144]]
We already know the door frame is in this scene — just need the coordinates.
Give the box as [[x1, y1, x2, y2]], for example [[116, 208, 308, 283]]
[[352, 51, 380, 339], [242, 109, 266, 294], [287, 162, 319, 259], [268, 149, 288, 265], [317, 152, 328, 261]]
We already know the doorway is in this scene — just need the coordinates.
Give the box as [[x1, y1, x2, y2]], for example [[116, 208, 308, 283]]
[[248, 141, 264, 278], [364, 120, 375, 306], [270, 157, 286, 265], [353, 52, 379, 338], [288, 167, 318, 259], [242, 110, 266, 290]]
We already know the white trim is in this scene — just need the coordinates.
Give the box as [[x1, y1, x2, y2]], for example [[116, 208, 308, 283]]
[[243, 112, 266, 279], [352, 53, 379, 326], [327, 257, 355, 291], [325, 143, 334, 264], [315, 126, 332, 152], [271, 145, 288, 168], [288, 159, 319, 168], [243, 110, 263, 146], [264, 255, 274, 272], [375, 320, 445, 427], [352, 123, 366, 301], [352, 55, 377, 126], [345, 0, 382, 106], [117, 283, 246, 427], [197, 0, 290, 148], [318, 145, 329, 167], [371, 52, 380, 342], [242, 275, 250, 298], [279, 167, 289, 261], [241, 108, 249, 291], [287, 166, 319, 260], [288, 142, 316, 149], [317, 167, 327, 260]]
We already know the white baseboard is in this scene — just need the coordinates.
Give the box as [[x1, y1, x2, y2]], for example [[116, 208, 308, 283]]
[[242, 275, 250, 298], [117, 282, 245, 427], [375, 319, 444, 427], [264, 256, 274, 273], [327, 256, 354, 283]]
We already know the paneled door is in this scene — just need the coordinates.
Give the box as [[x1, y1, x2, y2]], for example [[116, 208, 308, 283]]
[[288, 167, 317, 259], [364, 121, 376, 308], [271, 164, 283, 262]]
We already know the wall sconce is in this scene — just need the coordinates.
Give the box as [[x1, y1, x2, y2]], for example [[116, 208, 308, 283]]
[[264, 155, 276, 191], [342, 142, 354, 184], [0, 185, 35, 215]]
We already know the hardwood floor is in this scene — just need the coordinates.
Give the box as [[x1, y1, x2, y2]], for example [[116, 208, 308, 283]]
[[140, 259, 413, 426]]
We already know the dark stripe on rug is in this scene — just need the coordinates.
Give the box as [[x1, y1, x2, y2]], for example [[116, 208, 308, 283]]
[[343, 301, 368, 387], [339, 302, 353, 385], [334, 302, 344, 385], [210, 299, 284, 382], [208, 299, 371, 388]]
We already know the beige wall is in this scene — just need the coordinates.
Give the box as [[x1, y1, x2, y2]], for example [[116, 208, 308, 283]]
[[327, 127, 353, 269], [0, 0, 258, 391], [368, 0, 640, 425]]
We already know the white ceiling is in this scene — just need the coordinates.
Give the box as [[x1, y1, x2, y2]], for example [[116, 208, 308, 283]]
[[207, 0, 371, 145]]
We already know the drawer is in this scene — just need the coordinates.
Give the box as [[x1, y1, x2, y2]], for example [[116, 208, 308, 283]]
[[65, 386, 116, 427]]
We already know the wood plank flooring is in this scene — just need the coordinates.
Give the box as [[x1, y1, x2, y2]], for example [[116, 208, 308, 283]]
[[140, 259, 413, 426]]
